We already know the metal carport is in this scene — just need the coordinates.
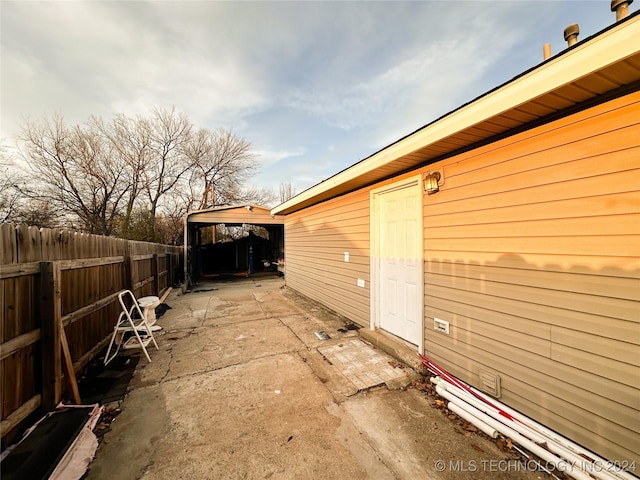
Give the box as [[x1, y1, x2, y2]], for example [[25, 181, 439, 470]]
[[183, 205, 285, 289]]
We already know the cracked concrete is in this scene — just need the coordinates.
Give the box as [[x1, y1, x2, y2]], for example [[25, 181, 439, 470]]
[[86, 276, 546, 480]]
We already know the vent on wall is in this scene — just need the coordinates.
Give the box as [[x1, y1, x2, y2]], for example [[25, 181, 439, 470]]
[[479, 369, 501, 398], [433, 318, 450, 334]]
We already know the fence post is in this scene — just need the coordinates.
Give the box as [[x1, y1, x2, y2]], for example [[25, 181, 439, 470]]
[[122, 242, 132, 292], [40, 261, 62, 411], [153, 253, 159, 295]]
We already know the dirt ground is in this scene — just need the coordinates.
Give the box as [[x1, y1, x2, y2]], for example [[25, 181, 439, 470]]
[[86, 276, 550, 480]]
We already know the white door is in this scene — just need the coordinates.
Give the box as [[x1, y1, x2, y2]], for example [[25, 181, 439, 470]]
[[377, 183, 422, 345]]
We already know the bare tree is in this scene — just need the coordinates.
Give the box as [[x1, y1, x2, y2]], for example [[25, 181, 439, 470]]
[[278, 177, 296, 204], [2, 143, 61, 227], [0, 151, 22, 223], [155, 194, 188, 245], [93, 113, 152, 238], [11, 199, 59, 228], [12, 108, 263, 244], [19, 114, 127, 234], [236, 186, 277, 207], [183, 127, 257, 210], [143, 107, 192, 225]]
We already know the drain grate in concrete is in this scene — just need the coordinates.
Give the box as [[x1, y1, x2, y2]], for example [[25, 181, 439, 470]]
[[317, 338, 410, 391]]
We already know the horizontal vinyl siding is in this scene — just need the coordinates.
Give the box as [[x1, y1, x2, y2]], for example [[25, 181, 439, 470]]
[[284, 190, 370, 326], [423, 91, 640, 464]]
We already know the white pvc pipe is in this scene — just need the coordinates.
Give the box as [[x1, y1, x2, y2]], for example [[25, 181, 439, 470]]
[[436, 385, 595, 480], [513, 444, 562, 480], [437, 382, 625, 480], [461, 383, 636, 480], [437, 381, 549, 445], [447, 402, 499, 438], [435, 379, 629, 480]]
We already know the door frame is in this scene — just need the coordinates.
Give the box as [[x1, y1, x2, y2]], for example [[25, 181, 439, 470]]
[[370, 175, 424, 354]]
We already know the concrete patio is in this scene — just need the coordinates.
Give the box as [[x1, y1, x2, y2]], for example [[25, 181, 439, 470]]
[[86, 275, 545, 480]]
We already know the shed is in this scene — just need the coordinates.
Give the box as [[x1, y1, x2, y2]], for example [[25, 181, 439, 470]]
[[271, 12, 640, 466], [184, 205, 284, 288]]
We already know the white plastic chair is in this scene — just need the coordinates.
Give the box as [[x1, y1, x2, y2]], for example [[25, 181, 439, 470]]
[[104, 290, 160, 365]]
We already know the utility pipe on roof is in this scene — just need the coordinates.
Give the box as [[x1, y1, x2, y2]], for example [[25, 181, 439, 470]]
[[564, 24, 580, 47], [611, 0, 634, 21]]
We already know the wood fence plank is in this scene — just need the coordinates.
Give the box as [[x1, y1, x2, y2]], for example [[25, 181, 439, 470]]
[[60, 324, 81, 404], [73, 335, 111, 373], [167, 253, 173, 288], [0, 394, 41, 436], [0, 223, 17, 264], [40, 261, 61, 411], [130, 254, 137, 296], [132, 254, 155, 261], [121, 241, 132, 292], [153, 253, 159, 295], [61, 291, 120, 327], [2, 273, 36, 342], [40, 228, 61, 261], [0, 262, 41, 279], [60, 230, 72, 260], [133, 275, 154, 291], [2, 226, 182, 437], [159, 287, 172, 304], [0, 329, 41, 361], [59, 256, 124, 271], [16, 225, 41, 263]]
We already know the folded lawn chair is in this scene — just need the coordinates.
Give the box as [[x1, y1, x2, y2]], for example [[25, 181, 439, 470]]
[[104, 290, 160, 365]]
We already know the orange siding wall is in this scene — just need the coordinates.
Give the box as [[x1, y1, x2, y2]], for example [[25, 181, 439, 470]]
[[284, 189, 371, 325], [283, 90, 639, 465], [423, 91, 640, 464]]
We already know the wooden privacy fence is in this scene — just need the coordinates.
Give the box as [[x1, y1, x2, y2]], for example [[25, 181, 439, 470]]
[[0, 224, 182, 445]]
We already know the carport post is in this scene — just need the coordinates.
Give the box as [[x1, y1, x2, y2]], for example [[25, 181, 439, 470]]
[[248, 230, 254, 274], [183, 214, 190, 291]]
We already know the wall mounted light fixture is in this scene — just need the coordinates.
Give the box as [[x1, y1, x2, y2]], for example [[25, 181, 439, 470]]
[[424, 171, 441, 195]]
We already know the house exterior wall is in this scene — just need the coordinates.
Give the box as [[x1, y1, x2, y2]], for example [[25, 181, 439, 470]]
[[283, 89, 640, 463], [284, 170, 422, 325], [422, 90, 640, 465], [284, 189, 371, 325]]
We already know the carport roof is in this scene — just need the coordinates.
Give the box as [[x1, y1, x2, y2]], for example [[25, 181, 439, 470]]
[[271, 12, 640, 216], [186, 205, 284, 226]]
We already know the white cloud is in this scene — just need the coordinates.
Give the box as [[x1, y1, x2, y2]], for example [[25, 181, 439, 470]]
[[1, 0, 618, 196], [279, 1, 532, 137], [1, 1, 273, 136], [254, 147, 306, 168]]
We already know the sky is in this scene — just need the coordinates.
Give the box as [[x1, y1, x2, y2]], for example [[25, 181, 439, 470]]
[[0, 1, 628, 197]]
